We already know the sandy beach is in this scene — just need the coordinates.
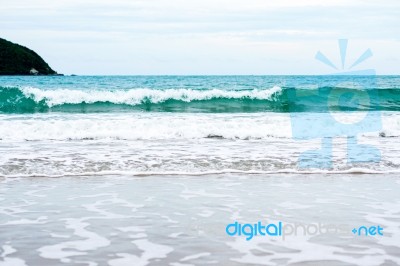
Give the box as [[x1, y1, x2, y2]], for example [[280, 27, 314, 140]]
[[1, 174, 399, 265]]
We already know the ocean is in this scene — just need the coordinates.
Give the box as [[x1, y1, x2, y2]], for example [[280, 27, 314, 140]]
[[1, 75, 400, 265], [1, 75, 400, 176]]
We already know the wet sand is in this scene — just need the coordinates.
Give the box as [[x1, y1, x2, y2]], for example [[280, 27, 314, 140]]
[[1, 174, 399, 266]]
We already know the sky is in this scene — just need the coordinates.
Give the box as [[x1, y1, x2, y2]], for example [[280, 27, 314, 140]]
[[1, 0, 399, 75]]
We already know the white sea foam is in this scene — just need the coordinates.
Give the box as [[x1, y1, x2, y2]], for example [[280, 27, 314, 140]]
[[0, 245, 27, 266], [20, 86, 283, 106], [2, 168, 400, 179], [2, 174, 400, 265], [0, 112, 399, 141], [0, 112, 399, 177], [37, 219, 111, 261], [0, 113, 293, 140]]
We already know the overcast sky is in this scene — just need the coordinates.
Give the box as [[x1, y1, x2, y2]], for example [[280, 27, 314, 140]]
[[1, 0, 399, 75]]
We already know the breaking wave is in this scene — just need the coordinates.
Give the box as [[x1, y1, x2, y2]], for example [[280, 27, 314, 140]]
[[1, 86, 399, 113]]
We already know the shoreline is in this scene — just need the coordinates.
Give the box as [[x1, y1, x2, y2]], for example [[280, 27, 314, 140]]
[[1, 174, 399, 265]]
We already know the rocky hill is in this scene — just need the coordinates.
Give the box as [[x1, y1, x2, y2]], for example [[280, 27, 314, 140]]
[[0, 38, 59, 75]]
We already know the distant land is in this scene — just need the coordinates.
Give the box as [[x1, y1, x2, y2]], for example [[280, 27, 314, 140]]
[[0, 38, 60, 75]]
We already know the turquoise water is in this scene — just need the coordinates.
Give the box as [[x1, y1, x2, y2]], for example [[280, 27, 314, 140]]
[[1, 76, 400, 265], [1, 76, 400, 113], [0, 75, 399, 176]]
